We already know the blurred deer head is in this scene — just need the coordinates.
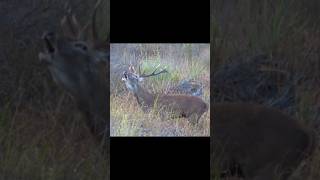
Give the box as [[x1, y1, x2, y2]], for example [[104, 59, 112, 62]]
[[39, 0, 109, 141]]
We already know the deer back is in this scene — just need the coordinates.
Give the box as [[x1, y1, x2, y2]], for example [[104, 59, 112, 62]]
[[157, 95, 208, 117]]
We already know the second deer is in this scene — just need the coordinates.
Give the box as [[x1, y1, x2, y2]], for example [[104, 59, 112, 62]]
[[121, 65, 208, 124]]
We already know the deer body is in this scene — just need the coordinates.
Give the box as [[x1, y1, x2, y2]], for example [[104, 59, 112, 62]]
[[212, 103, 315, 180], [122, 66, 208, 124], [135, 84, 207, 121]]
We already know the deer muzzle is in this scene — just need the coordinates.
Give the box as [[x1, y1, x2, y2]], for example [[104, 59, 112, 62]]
[[122, 71, 128, 81], [39, 31, 57, 65]]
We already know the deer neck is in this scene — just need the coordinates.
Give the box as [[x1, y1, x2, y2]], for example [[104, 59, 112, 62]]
[[77, 72, 108, 141], [133, 84, 154, 111]]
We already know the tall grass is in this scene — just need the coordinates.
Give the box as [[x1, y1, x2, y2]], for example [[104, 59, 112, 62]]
[[0, 99, 109, 180], [212, 0, 320, 179], [0, 0, 109, 179], [110, 44, 210, 136]]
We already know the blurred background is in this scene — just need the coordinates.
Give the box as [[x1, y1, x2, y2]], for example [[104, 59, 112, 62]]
[[212, 0, 320, 179], [110, 44, 210, 136], [0, 0, 109, 179]]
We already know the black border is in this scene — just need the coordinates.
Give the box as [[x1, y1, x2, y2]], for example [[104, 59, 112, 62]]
[[111, 137, 209, 179], [110, 0, 209, 43]]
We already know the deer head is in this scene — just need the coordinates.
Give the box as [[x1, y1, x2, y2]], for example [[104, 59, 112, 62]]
[[121, 64, 168, 93], [38, 0, 109, 140]]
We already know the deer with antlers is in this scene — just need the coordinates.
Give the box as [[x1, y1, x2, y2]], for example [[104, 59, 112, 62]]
[[121, 64, 208, 124], [38, 0, 109, 143]]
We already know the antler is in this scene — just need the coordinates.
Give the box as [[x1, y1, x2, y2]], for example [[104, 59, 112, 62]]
[[128, 64, 136, 73], [60, 2, 81, 38], [139, 64, 168, 78], [78, 0, 102, 42]]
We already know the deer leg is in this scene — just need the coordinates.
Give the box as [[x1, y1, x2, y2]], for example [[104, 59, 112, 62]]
[[191, 111, 206, 125], [188, 114, 199, 125]]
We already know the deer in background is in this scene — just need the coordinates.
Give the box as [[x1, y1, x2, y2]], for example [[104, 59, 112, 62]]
[[38, 0, 109, 144], [121, 65, 208, 124], [212, 103, 316, 180]]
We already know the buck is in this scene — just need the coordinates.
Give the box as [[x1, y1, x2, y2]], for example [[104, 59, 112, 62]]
[[38, 0, 109, 143], [121, 65, 208, 124], [212, 103, 315, 180]]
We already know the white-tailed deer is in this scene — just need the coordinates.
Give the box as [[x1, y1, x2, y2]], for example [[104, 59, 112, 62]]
[[121, 65, 208, 124], [38, 0, 109, 143], [212, 103, 315, 180]]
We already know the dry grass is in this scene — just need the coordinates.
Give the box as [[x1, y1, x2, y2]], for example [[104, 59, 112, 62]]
[[0, 97, 109, 180], [111, 93, 210, 136], [110, 44, 210, 136]]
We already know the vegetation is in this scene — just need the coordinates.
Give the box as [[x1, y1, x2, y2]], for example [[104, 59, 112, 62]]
[[212, 0, 320, 179], [0, 0, 109, 179], [110, 44, 210, 136]]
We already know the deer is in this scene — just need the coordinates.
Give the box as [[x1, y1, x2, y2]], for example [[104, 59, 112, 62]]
[[121, 64, 208, 124], [212, 103, 316, 180], [38, 0, 109, 146]]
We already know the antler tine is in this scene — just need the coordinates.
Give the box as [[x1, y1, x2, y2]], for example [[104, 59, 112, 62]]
[[91, 0, 102, 41], [138, 63, 141, 75], [140, 64, 168, 78], [63, 2, 71, 13], [94, 0, 103, 12], [78, 0, 101, 41], [137, 61, 145, 76], [61, 1, 80, 38], [128, 63, 136, 74]]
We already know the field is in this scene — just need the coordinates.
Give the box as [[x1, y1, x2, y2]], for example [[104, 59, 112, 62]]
[[110, 44, 210, 136], [0, 0, 109, 179], [212, 0, 320, 179]]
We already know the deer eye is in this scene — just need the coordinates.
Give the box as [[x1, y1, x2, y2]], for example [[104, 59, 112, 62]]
[[73, 42, 88, 51]]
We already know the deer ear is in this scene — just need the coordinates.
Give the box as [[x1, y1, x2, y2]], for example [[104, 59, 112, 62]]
[[138, 77, 144, 82]]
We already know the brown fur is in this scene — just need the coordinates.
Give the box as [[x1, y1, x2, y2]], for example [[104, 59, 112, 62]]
[[122, 70, 208, 124], [157, 95, 208, 121], [212, 103, 315, 180]]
